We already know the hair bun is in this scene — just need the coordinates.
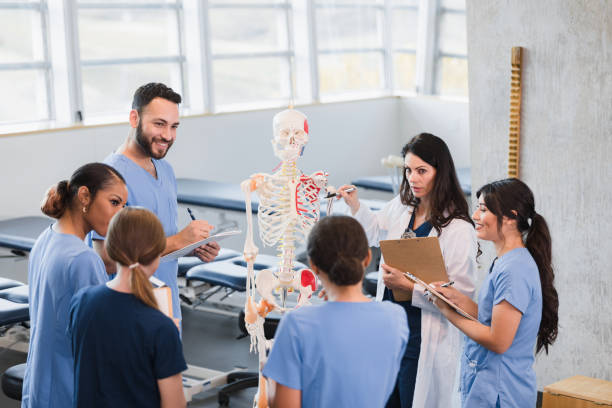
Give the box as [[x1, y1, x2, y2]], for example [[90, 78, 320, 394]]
[[40, 180, 70, 219]]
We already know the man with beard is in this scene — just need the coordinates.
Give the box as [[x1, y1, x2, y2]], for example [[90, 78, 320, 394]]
[[91, 82, 219, 327]]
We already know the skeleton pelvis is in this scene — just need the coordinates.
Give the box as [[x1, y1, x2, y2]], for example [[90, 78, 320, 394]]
[[255, 268, 317, 308]]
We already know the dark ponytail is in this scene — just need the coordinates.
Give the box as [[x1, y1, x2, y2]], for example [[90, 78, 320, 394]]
[[40, 163, 125, 219], [477, 178, 559, 354], [525, 213, 558, 354], [307, 216, 369, 286]]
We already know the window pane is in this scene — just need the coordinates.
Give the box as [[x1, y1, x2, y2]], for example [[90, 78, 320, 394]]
[[437, 56, 468, 96], [0, 9, 44, 63], [210, 0, 285, 4], [213, 57, 289, 106], [210, 8, 288, 54], [393, 52, 416, 91], [317, 0, 381, 4], [316, 8, 382, 50], [440, 0, 465, 10], [81, 63, 181, 116], [78, 9, 179, 60], [0, 69, 48, 123], [319, 52, 383, 94], [79, 0, 177, 3], [390, 0, 418, 5], [391, 8, 418, 50], [438, 12, 467, 55]]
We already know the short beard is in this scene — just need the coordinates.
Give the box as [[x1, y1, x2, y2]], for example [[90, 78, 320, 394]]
[[134, 121, 171, 160]]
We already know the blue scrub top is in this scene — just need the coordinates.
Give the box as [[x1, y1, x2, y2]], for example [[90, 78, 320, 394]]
[[461, 247, 542, 408], [263, 301, 408, 408], [92, 153, 181, 322], [22, 225, 107, 408]]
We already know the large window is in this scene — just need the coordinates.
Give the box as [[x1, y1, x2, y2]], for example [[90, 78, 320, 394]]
[[0, 0, 468, 132], [77, 0, 185, 118], [207, 0, 294, 111], [434, 0, 467, 96], [315, 0, 385, 98], [0, 1, 51, 124]]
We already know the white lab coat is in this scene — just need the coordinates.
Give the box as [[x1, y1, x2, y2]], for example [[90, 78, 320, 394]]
[[353, 195, 477, 408]]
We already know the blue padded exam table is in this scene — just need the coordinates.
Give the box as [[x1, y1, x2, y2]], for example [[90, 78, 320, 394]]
[[352, 167, 472, 196]]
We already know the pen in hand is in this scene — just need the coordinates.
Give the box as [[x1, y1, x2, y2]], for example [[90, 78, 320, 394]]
[[325, 187, 356, 199], [440, 281, 455, 288], [187, 207, 196, 221]]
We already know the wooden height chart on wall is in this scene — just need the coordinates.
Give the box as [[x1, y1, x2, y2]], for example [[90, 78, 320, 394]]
[[508, 46, 523, 178]]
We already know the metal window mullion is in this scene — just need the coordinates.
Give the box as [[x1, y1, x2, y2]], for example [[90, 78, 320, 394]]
[[212, 51, 292, 59], [306, 0, 319, 102], [40, 0, 54, 121], [200, 0, 215, 112], [175, 1, 188, 107], [393, 48, 417, 54], [438, 51, 467, 60], [414, 0, 437, 94], [64, 0, 84, 123], [382, 0, 393, 92], [0, 62, 50, 70], [315, 3, 383, 9], [77, 3, 181, 10], [81, 56, 185, 66], [0, 2, 42, 10], [318, 48, 384, 55], [208, 3, 289, 9], [284, 0, 296, 105]]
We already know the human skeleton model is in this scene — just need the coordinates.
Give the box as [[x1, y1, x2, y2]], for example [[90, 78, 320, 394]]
[[241, 109, 329, 407]]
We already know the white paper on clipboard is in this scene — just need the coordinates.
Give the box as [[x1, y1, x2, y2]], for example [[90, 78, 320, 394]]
[[403, 271, 478, 321], [160, 229, 241, 262]]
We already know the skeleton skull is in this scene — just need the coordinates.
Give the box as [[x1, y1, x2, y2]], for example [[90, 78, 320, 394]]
[[271, 109, 309, 161]]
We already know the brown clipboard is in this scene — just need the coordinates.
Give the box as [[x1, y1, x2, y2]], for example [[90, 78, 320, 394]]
[[380, 237, 449, 302]]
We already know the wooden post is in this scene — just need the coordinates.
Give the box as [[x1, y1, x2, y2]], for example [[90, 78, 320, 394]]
[[508, 46, 523, 178]]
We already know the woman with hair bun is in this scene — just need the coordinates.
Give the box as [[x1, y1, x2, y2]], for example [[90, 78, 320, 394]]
[[22, 162, 127, 408], [263, 216, 408, 408], [69, 207, 187, 408], [433, 178, 559, 407]]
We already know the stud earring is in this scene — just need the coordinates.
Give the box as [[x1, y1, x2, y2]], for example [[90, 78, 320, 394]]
[[83, 206, 88, 213]]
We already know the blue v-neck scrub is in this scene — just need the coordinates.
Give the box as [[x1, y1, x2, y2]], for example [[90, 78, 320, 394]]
[[461, 248, 542, 407], [92, 153, 181, 323], [22, 226, 107, 408]]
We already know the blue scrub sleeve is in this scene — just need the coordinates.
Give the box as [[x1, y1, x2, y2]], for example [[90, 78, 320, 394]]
[[70, 251, 108, 290], [153, 319, 187, 379], [492, 267, 531, 314], [262, 314, 302, 390]]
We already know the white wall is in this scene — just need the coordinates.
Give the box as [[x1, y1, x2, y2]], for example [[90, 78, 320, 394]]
[[468, 0, 612, 388], [0, 97, 408, 219], [399, 97, 470, 169]]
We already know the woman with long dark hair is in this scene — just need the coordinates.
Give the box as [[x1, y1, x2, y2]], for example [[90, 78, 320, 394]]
[[337, 133, 478, 408], [434, 178, 559, 407], [69, 207, 187, 408], [22, 163, 127, 408]]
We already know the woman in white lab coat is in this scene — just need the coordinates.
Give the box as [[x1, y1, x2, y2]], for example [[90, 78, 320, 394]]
[[337, 133, 478, 408]]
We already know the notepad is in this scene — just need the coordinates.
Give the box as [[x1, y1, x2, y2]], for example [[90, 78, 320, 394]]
[[380, 237, 448, 301], [160, 229, 241, 262]]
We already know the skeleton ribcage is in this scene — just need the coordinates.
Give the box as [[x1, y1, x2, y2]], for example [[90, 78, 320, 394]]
[[256, 175, 322, 247]]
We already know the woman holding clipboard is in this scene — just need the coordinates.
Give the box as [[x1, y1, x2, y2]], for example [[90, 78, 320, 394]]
[[337, 133, 478, 408], [432, 179, 558, 407]]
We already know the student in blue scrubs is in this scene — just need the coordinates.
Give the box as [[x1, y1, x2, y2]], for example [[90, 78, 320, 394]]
[[70, 207, 187, 408], [263, 216, 408, 408], [91, 83, 219, 327], [22, 163, 127, 408], [434, 178, 559, 407]]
